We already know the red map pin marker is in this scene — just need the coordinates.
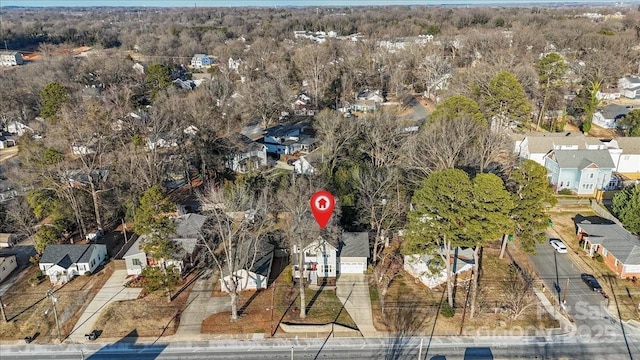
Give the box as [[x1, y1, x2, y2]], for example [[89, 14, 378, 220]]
[[310, 190, 335, 229]]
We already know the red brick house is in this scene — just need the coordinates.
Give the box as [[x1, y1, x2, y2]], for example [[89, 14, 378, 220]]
[[576, 220, 640, 279]]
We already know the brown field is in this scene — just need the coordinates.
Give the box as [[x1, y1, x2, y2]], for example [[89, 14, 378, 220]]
[[0, 263, 113, 343]]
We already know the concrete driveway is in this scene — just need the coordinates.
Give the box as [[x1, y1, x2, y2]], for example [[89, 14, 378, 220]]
[[174, 269, 230, 340], [336, 274, 377, 338], [67, 269, 141, 342]]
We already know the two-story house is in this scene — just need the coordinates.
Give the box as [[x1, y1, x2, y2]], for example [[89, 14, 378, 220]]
[[351, 89, 385, 112], [517, 132, 606, 166], [618, 75, 640, 99], [544, 149, 616, 195], [216, 133, 267, 173], [0, 51, 24, 66], [260, 121, 316, 156], [190, 54, 214, 68], [292, 232, 369, 286], [605, 137, 640, 174]]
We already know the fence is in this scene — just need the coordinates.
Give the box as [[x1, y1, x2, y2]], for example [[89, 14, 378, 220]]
[[589, 199, 623, 226]]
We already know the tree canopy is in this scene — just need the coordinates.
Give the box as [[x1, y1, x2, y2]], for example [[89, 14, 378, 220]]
[[483, 71, 532, 123], [620, 109, 640, 137], [39, 82, 69, 122], [133, 185, 176, 235], [612, 185, 640, 234], [429, 95, 487, 125]]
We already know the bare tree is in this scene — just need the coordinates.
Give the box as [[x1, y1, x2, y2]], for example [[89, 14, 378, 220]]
[[313, 109, 360, 176], [500, 264, 535, 327], [403, 117, 480, 178], [292, 43, 336, 106], [469, 126, 514, 173], [372, 251, 403, 315], [354, 166, 407, 263], [277, 175, 321, 319], [358, 110, 406, 169], [199, 183, 272, 321]]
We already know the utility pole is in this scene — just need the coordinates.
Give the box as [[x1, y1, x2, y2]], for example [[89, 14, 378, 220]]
[[0, 296, 7, 322], [418, 338, 423, 360], [47, 289, 62, 342]]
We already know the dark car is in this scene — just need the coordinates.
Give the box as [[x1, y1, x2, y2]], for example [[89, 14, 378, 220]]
[[581, 273, 603, 292]]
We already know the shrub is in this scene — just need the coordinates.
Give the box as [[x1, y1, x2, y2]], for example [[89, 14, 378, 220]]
[[594, 253, 604, 263], [440, 302, 455, 318], [558, 189, 573, 195]]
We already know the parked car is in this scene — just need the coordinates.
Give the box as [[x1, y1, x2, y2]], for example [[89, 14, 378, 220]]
[[581, 273, 603, 292], [549, 238, 567, 253]]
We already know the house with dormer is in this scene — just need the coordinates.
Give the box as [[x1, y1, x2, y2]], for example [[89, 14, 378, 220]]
[[544, 149, 616, 195], [517, 132, 607, 166], [39, 244, 107, 285]]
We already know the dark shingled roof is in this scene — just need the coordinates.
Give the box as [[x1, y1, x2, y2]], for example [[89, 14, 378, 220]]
[[339, 232, 370, 258], [40, 244, 101, 269]]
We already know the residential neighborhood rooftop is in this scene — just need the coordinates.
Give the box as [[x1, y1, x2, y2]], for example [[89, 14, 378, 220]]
[[340, 232, 370, 258], [548, 149, 615, 169], [40, 244, 101, 267], [577, 221, 640, 265]]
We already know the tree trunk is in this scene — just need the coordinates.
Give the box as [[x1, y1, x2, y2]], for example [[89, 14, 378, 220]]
[[499, 234, 508, 259], [230, 288, 239, 320], [469, 246, 481, 318], [298, 246, 307, 319], [88, 179, 103, 231], [443, 244, 454, 308]]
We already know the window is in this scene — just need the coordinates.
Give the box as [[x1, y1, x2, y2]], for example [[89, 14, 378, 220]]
[[1, 266, 4, 271], [566, 181, 570, 187], [560, 181, 563, 187], [623, 155, 630, 161], [78, 264, 84, 271], [602, 248, 608, 257], [590, 173, 594, 179], [615, 259, 619, 267], [324, 265, 332, 273], [132, 258, 142, 266]]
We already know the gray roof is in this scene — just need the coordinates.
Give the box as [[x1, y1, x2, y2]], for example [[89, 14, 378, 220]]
[[217, 133, 264, 154], [175, 213, 207, 238], [547, 149, 615, 169], [123, 237, 144, 257], [577, 222, 640, 265], [525, 133, 604, 153], [250, 244, 275, 276], [598, 104, 631, 120], [40, 244, 104, 268], [613, 137, 640, 154], [339, 232, 370, 258]]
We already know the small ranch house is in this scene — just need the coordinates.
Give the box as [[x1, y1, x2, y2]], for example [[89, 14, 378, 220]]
[[592, 104, 631, 129], [220, 244, 274, 293], [576, 220, 640, 279], [619, 76, 640, 99], [39, 244, 107, 285], [216, 133, 267, 173]]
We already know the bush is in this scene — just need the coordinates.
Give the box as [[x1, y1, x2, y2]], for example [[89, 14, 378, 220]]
[[440, 302, 455, 318], [594, 253, 604, 263], [558, 189, 573, 195]]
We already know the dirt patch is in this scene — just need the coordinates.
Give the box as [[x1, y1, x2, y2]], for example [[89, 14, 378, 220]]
[[0, 263, 113, 342], [92, 272, 195, 338], [202, 259, 356, 335], [371, 249, 559, 335], [586, 123, 620, 139]]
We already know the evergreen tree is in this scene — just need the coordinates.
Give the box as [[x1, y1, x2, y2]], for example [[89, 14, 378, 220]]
[[612, 185, 640, 234], [430, 95, 487, 125], [39, 82, 69, 123], [483, 71, 532, 125]]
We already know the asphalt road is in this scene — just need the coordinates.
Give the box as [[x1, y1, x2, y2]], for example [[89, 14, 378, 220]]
[[2, 336, 640, 360]]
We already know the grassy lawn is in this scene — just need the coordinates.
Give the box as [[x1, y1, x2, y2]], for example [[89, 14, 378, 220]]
[[0, 263, 113, 342], [92, 273, 195, 338], [202, 260, 356, 335], [549, 210, 640, 321], [371, 248, 559, 335]]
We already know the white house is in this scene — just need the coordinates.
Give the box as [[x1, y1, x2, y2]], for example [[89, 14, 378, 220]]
[[0, 51, 24, 66], [6, 121, 32, 136], [0, 254, 18, 283], [217, 133, 267, 173], [404, 247, 474, 289], [190, 54, 214, 68], [618, 76, 640, 99], [39, 244, 107, 285], [124, 214, 207, 276], [517, 132, 606, 166], [220, 244, 274, 293], [544, 149, 616, 195], [293, 152, 321, 176], [338, 232, 369, 274], [261, 121, 314, 156], [292, 232, 370, 285], [592, 104, 631, 129], [293, 237, 338, 285], [607, 137, 640, 174]]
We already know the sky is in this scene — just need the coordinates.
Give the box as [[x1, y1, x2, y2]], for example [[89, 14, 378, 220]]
[[2, 0, 638, 7]]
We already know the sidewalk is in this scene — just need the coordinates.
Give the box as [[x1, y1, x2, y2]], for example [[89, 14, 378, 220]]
[[66, 270, 141, 342]]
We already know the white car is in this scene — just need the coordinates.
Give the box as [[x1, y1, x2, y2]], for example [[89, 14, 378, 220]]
[[549, 238, 567, 253]]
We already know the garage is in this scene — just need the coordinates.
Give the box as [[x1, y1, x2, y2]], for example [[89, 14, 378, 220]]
[[340, 261, 366, 274]]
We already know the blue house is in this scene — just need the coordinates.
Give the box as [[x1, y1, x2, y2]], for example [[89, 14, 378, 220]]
[[544, 149, 616, 195]]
